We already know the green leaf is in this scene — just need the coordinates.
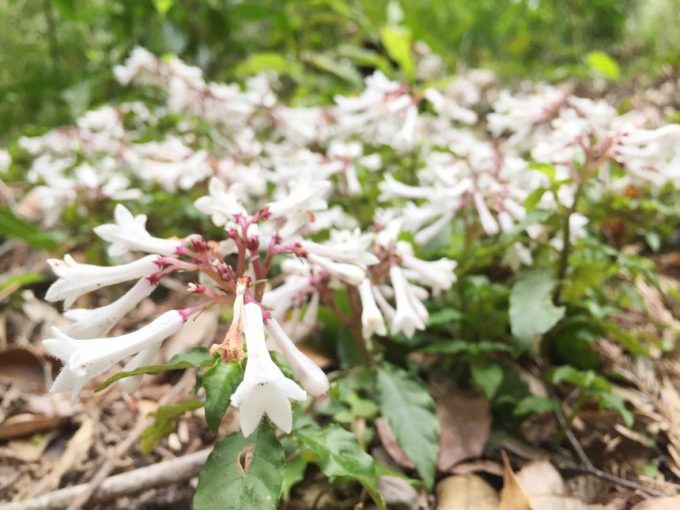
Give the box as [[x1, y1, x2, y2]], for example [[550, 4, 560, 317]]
[[203, 361, 243, 432], [426, 308, 463, 327], [513, 396, 559, 417], [140, 399, 203, 454], [421, 340, 512, 356], [471, 362, 503, 400], [509, 270, 565, 351], [551, 366, 611, 392], [585, 51, 620, 80], [234, 53, 299, 78], [95, 347, 213, 391], [194, 428, 285, 510], [377, 364, 439, 490], [282, 455, 308, 500], [295, 425, 385, 509], [152, 0, 174, 15], [0, 207, 62, 250], [0, 272, 45, 292], [379, 25, 414, 79]]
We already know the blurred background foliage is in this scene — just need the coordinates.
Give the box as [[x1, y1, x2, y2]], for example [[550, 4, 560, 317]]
[[1, 0, 680, 142]]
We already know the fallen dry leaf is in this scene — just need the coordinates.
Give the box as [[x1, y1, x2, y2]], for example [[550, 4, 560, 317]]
[[515, 459, 564, 498], [379, 475, 427, 509], [500, 454, 587, 510], [0, 413, 64, 441], [451, 459, 504, 477], [630, 497, 680, 510], [436, 473, 499, 510], [499, 453, 532, 510], [0, 347, 49, 392], [431, 388, 491, 471]]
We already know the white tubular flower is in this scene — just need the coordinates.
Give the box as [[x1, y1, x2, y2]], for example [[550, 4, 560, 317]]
[[194, 177, 248, 227], [118, 344, 162, 393], [307, 253, 365, 286], [94, 204, 184, 257], [300, 230, 379, 267], [267, 180, 331, 218], [265, 317, 329, 397], [63, 277, 157, 339], [46, 254, 160, 309], [358, 279, 387, 339], [230, 303, 306, 436], [473, 192, 500, 236], [389, 266, 426, 338], [399, 252, 457, 295], [43, 310, 185, 402]]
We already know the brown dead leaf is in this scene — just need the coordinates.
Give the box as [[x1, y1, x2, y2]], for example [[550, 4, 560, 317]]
[[379, 475, 427, 509], [451, 460, 504, 477], [499, 454, 587, 510], [0, 437, 49, 462], [499, 453, 532, 510], [376, 417, 415, 469], [515, 459, 564, 497], [431, 387, 491, 471], [0, 348, 48, 392], [0, 413, 63, 440], [630, 497, 680, 510], [436, 474, 499, 510]]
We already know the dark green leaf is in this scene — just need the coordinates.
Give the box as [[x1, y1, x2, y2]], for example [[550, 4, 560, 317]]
[[509, 270, 565, 351], [203, 361, 243, 432], [377, 364, 439, 490], [0, 207, 62, 250], [513, 396, 559, 416], [295, 425, 385, 509], [140, 399, 203, 454], [194, 428, 285, 510], [471, 362, 503, 400]]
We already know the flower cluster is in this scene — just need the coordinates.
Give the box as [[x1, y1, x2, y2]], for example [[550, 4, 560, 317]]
[[42, 177, 457, 435]]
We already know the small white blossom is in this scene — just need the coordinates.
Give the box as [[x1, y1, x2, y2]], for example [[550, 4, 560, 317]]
[[43, 310, 185, 402], [358, 279, 387, 339], [265, 316, 329, 397], [94, 204, 184, 257], [46, 254, 160, 309], [63, 277, 157, 339], [230, 303, 306, 436]]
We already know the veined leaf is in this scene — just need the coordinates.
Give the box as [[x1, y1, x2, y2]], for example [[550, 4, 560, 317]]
[[194, 428, 285, 510], [377, 363, 439, 490], [295, 425, 385, 509], [202, 361, 243, 432], [509, 270, 565, 351]]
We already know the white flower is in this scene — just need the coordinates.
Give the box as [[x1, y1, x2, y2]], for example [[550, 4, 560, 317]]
[[43, 310, 185, 402], [358, 279, 387, 339], [267, 179, 331, 221], [307, 253, 366, 286], [399, 251, 457, 295], [265, 316, 329, 397], [194, 177, 248, 227], [46, 254, 160, 309], [473, 192, 500, 236], [94, 204, 184, 257], [389, 266, 426, 338], [301, 230, 379, 267], [230, 303, 306, 436], [63, 277, 157, 339]]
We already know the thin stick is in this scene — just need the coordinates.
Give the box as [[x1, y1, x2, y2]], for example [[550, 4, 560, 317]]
[[4, 448, 211, 510], [64, 371, 196, 510]]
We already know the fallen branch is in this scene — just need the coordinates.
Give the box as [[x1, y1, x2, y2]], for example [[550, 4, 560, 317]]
[[2, 448, 210, 510]]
